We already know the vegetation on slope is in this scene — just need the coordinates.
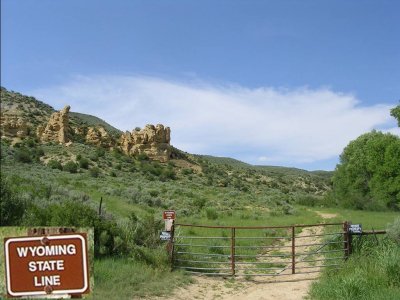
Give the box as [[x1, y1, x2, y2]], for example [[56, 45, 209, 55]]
[[70, 112, 121, 136]]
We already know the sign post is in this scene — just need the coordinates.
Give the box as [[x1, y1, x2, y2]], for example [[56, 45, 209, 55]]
[[4, 233, 90, 298], [161, 210, 176, 269], [162, 210, 176, 232]]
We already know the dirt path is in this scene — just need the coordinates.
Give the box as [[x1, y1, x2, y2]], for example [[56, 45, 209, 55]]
[[315, 211, 338, 219], [152, 224, 334, 300]]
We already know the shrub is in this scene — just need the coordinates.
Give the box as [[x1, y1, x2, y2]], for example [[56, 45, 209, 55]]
[[63, 161, 78, 173], [96, 147, 106, 157], [182, 168, 193, 175], [137, 153, 149, 161], [206, 207, 218, 220], [47, 160, 63, 171], [26, 138, 36, 148], [296, 194, 319, 207], [90, 167, 100, 178], [0, 177, 28, 225], [79, 157, 90, 169], [15, 148, 32, 163]]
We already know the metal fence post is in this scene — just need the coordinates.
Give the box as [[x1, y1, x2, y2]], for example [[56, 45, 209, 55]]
[[348, 221, 353, 255], [169, 221, 175, 271], [343, 221, 349, 260], [291, 226, 296, 274], [231, 227, 236, 276]]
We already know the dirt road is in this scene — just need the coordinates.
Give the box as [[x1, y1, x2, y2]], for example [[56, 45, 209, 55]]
[[150, 212, 338, 300]]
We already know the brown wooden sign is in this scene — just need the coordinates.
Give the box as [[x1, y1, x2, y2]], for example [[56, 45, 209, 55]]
[[163, 210, 176, 220], [4, 233, 89, 297]]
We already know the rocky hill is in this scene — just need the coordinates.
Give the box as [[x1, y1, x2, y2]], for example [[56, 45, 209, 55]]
[[1, 86, 332, 219]]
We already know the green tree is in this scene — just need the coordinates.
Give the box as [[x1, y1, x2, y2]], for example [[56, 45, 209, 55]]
[[332, 131, 400, 210], [391, 103, 400, 127]]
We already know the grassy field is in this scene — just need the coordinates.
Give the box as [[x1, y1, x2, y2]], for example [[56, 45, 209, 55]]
[[312, 207, 399, 229]]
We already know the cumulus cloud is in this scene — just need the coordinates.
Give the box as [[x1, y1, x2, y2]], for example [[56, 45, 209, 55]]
[[29, 74, 397, 170]]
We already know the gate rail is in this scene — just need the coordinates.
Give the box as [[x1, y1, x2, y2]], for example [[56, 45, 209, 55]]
[[170, 222, 350, 276]]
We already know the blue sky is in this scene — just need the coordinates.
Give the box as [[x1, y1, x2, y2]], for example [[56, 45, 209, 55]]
[[1, 0, 399, 170]]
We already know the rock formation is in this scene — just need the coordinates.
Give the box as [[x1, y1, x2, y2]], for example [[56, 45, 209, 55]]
[[86, 126, 113, 148], [37, 105, 71, 144], [119, 124, 172, 162], [0, 114, 29, 138]]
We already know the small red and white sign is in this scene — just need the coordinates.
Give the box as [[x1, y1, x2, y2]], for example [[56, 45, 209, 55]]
[[4, 234, 90, 297], [163, 210, 176, 220]]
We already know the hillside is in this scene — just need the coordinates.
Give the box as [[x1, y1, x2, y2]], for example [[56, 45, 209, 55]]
[[3, 87, 400, 300], [70, 112, 121, 136], [0, 87, 332, 217]]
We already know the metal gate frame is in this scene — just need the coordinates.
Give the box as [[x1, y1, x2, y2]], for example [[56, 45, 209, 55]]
[[170, 221, 350, 277]]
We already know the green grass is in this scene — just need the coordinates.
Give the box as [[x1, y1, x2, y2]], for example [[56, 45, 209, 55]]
[[313, 207, 399, 229], [92, 257, 192, 299], [309, 237, 400, 300]]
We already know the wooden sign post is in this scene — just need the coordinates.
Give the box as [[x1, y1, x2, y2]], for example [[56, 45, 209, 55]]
[[4, 233, 90, 298]]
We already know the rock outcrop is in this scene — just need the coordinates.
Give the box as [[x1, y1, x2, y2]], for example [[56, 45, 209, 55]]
[[37, 105, 71, 144], [120, 124, 172, 162], [86, 126, 113, 148], [0, 114, 29, 138]]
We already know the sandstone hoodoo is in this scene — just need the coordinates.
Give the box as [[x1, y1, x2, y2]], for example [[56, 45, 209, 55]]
[[120, 124, 172, 162], [86, 126, 114, 148], [0, 114, 29, 138], [37, 105, 71, 144]]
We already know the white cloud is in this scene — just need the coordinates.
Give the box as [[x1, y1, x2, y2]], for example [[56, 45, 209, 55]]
[[29, 74, 397, 169]]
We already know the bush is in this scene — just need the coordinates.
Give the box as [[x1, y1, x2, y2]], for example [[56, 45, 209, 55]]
[[182, 168, 193, 175], [79, 157, 90, 169], [296, 194, 319, 207], [206, 207, 218, 220], [90, 167, 100, 178], [89, 153, 99, 161], [96, 147, 106, 157], [15, 148, 32, 163], [64, 161, 78, 173], [0, 177, 28, 225], [47, 160, 63, 171], [137, 153, 149, 161]]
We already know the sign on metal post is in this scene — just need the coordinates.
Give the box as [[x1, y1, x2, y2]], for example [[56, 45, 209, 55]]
[[160, 231, 172, 241], [4, 233, 90, 297], [349, 224, 362, 234]]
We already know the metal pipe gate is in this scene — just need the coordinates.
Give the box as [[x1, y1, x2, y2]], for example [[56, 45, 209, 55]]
[[170, 222, 348, 277]]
